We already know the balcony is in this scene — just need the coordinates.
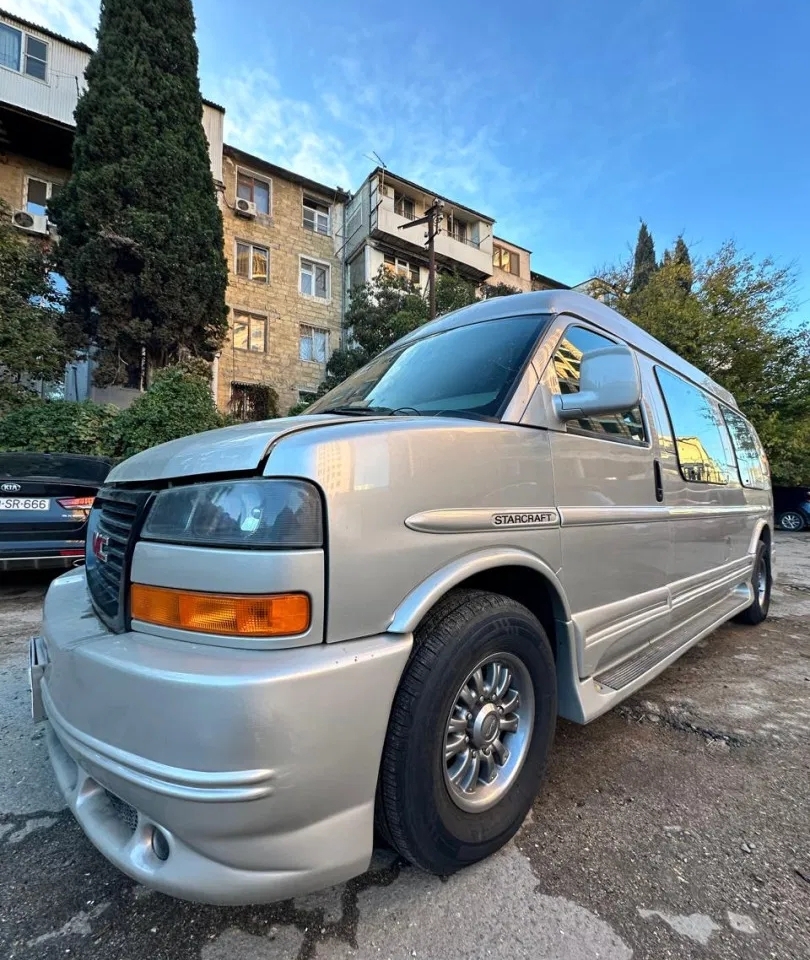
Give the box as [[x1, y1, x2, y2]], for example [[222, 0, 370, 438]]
[[372, 194, 492, 279]]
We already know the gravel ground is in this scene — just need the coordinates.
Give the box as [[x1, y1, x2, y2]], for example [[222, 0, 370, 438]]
[[1, 533, 808, 960]]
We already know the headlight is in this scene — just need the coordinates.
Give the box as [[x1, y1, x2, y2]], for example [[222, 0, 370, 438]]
[[141, 479, 323, 549]]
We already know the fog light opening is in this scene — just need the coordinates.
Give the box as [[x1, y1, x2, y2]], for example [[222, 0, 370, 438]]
[[151, 826, 170, 862]]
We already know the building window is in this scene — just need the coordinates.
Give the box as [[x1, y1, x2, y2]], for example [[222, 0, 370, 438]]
[[25, 34, 47, 80], [655, 366, 731, 484], [383, 252, 420, 286], [450, 219, 467, 244], [394, 191, 415, 220], [232, 310, 267, 352], [300, 325, 330, 363], [493, 244, 520, 276], [235, 241, 269, 282], [303, 196, 330, 235], [236, 171, 270, 215], [0, 25, 48, 79], [26, 177, 60, 216], [230, 382, 272, 422], [298, 389, 317, 406], [300, 259, 330, 299], [551, 326, 646, 445]]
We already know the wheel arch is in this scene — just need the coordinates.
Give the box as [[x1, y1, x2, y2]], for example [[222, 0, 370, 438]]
[[389, 548, 573, 662]]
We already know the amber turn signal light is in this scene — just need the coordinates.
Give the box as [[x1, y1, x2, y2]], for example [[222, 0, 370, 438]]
[[130, 584, 311, 637]]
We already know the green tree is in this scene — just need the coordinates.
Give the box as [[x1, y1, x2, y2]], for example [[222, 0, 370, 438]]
[[0, 202, 70, 414], [49, 0, 228, 388], [435, 271, 478, 315], [481, 281, 523, 298], [598, 237, 810, 484], [630, 220, 657, 293]]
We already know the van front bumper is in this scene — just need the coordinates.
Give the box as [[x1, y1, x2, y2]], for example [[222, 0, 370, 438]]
[[34, 570, 412, 905]]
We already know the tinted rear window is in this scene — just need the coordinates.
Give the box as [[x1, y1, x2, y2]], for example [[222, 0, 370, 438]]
[[0, 454, 111, 484]]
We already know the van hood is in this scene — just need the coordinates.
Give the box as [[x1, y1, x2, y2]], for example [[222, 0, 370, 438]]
[[105, 415, 376, 483]]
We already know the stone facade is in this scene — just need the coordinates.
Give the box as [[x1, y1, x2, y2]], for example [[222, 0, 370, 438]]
[[488, 237, 532, 293], [217, 146, 346, 418], [0, 152, 68, 219]]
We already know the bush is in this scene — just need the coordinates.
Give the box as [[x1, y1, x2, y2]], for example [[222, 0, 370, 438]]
[[0, 400, 119, 456], [110, 366, 225, 460], [287, 402, 309, 417]]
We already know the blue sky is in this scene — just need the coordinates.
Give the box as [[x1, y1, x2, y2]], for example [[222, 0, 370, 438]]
[[15, 0, 810, 316]]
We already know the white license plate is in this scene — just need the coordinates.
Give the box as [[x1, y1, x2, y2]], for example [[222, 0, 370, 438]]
[[0, 498, 50, 511]]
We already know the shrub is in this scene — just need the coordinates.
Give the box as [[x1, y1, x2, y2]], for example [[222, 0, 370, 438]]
[[110, 366, 225, 459], [0, 400, 119, 456]]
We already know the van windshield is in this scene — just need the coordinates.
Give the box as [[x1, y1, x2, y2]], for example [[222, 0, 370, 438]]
[[307, 314, 550, 420]]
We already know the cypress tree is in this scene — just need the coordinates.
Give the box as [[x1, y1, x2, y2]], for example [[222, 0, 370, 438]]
[[672, 235, 693, 294], [630, 220, 657, 293], [50, 0, 228, 386]]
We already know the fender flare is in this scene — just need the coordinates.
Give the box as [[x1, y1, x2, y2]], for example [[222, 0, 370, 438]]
[[388, 547, 572, 635]]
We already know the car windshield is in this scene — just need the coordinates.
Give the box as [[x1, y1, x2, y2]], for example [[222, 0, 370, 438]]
[[0, 453, 111, 484], [307, 314, 550, 419]]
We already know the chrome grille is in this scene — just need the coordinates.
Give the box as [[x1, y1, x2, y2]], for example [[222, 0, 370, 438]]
[[85, 487, 152, 630], [105, 790, 138, 833]]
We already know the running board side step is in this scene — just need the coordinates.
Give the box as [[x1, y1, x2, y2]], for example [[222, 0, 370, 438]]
[[595, 589, 748, 691], [557, 585, 752, 724]]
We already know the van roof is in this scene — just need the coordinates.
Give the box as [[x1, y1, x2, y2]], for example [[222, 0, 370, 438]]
[[398, 290, 737, 408]]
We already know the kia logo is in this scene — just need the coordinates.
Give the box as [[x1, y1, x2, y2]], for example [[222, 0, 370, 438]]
[[1, 482, 21, 493], [91, 531, 109, 563]]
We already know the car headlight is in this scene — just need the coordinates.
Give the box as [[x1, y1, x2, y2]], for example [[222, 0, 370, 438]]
[[141, 479, 323, 549]]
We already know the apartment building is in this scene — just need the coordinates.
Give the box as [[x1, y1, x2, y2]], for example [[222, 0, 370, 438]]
[[343, 168, 496, 300], [489, 237, 532, 292], [217, 145, 347, 417]]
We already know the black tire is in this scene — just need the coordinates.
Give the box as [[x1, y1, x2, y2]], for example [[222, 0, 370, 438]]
[[734, 540, 771, 625], [777, 511, 805, 532], [376, 589, 556, 875]]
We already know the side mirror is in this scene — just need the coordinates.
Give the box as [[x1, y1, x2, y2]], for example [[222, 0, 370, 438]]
[[553, 344, 641, 421]]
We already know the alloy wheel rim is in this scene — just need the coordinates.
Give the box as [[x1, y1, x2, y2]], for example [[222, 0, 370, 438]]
[[443, 653, 534, 813], [757, 556, 768, 606], [781, 513, 802, 531]]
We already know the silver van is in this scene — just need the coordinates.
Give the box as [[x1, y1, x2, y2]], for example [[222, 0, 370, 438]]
[[30, 290, 773, 905]]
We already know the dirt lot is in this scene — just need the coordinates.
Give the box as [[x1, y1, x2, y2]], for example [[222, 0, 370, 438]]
[[1, 534, 808, 960]]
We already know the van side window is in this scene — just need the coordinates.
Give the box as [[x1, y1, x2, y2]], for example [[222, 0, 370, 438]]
[[721, 407, 769, 489], [655, 367, 730, 484], [551, 326, 646, 444]]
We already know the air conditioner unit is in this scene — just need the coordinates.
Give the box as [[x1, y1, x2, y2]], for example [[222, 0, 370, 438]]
[[12, 210, 48, 235], [235, 198, 257, 218]]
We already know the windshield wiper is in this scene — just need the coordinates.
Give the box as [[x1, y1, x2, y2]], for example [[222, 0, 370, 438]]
[[320, 405, 395, 416]]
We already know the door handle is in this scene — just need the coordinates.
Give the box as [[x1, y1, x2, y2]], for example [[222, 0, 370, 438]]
[[653, 459, 664, 503]]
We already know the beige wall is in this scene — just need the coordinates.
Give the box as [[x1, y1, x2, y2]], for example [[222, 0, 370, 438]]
[[488, 239, 532, 293], [217, 154, 344, 417], [0, 152, 68, 214]]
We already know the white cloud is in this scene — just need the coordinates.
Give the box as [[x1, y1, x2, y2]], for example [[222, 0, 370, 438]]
[[208, 69, 352, 189]]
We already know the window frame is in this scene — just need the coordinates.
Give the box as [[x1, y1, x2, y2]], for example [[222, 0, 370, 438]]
[[719, 404, 770, 490], [230, 382, 271, 422], [231, 309, 268, 353], [302, 195, 331, 235], [547, 321, 649, 447], [24, 176, 62, 217], [0, 24, 49, 81], [394, 191, 415, 220], [234, 239, 269, 283], [383, 251, 421, 286], [299, 256, 331, 300], [24, 32, 48, 81], [299, 324, 331, 364], [654, 365, 731, 486], [236, 167, 272, 216]]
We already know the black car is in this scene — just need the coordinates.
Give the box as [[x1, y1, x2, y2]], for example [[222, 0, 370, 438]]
[[773, 485, 810, 532], [0, 452, 112, 571]]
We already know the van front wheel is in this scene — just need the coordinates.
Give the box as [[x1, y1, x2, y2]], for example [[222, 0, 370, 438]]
[[376, 590, 556, 875]]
